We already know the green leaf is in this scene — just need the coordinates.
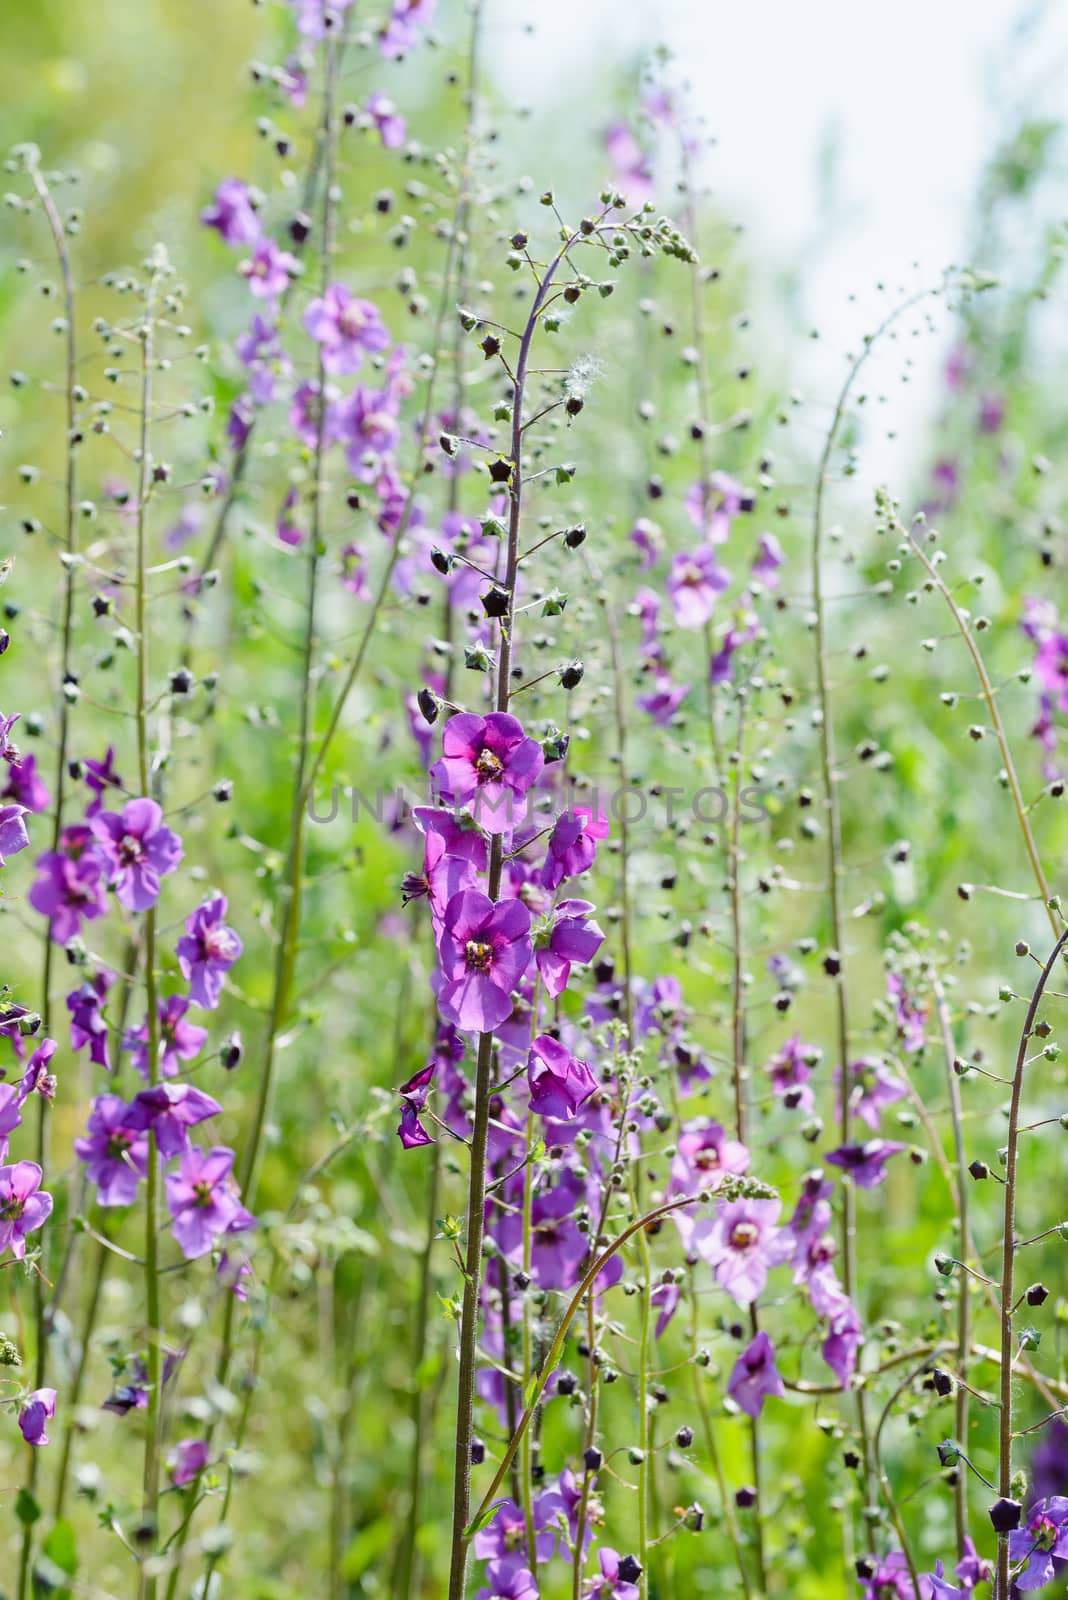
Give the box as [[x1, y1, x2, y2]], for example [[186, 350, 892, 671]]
[[42, 1519, 77, 1576], [15, 1487, 40, 1526]]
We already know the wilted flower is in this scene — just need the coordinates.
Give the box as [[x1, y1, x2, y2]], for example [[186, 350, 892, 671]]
[[727, 1330, 785, 1418], [18, 1387, 56, 1447]]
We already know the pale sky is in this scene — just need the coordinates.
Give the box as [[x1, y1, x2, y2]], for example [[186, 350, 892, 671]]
[[494, 0, 1066, 484]]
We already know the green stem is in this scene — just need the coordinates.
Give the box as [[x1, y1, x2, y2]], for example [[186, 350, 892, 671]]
[[134, 256, 163, 1600], [996, 925, 1068, 1596]]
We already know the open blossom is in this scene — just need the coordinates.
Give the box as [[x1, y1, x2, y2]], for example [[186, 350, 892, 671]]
[[125, 995, 208, 1081], [3, 751, 49, 813], [18, 1388, 56, 1447], [843, 1056, 907, 1130], [29, 823, 109, 940], [397, 1063, 435, 1149], [67, 971, 114, 1071], [540, 809, 609, 891], [666, 546, 730, 628], [752, 531, 785, 590], [0, 1085, 22, 1161], [1034, 627, 1068, 714], [685, 471, 753, 542], [691, 1196, 788, 1306], [767, 1034, 818, 1112], [129, 1083, 223, 1158], [527, 1035, 597, 1121], [169, 1437, 210, 1486], [432, 712, 544, 836], [0, 1160, 53, 1259], [637, 672, 688, 724], [165, 1145, 255, 1260], [92, 799, 183, 913], [0, 803, 29, 864], [436, 890, 533, 1032], [605, 121, 653, 205], [727, 1330, 785, 1418], [1008, 1496, 1068, 1590], [670, 1118, 749, 1197], [582, 1547, 641, 1600], [238, 237, 299, 301], [304, 284, 390, 375], [380, 0, 437, 57], [826, 1139, 907, 1189], [474, 1488, 565, 1563], [177, 895, 242, 1009], [365, 91, 406, 147], [200, 177, 260, 245], [74, 1094, 149, 1206], [859, 1552, 927, 1599], [535, 899, 605, 999], [475, 1554, 539, 1600], [887, 972, 927, 1052]]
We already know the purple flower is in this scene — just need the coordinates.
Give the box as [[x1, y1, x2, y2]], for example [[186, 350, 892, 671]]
[[751, 532, 785, 590], [540, 808, 609, 891], [129, 1083, 223, 1159], [670, 1119, 749, 1197], [29, 824, 109, 941], [165, 1145, 255, 1260], [365, 91, 406, 147], [666, 546, 730, 628], [336, 383, 402, 475], [168, 1437, 210, 1487], [380, 0, 437, 58], [0, 1161, 53, 1259], [605, 122, 653, 207], [527, 1035, 597, 1121], [887, 972, 927, 1053], [201, 178, 260, 245], [239, 237, 299, 301], [19, 1038, 57, 1105], [18, 1388, 56, 1446], [228, 394, 254, 452], [436, 891, 533, 1033], [629, 519, 660, 569], [304, 284, 390, 376], [177, 895, 242, 1009], [767, 1034, 818, 1112], [236, 314, 288, 405], [396, 1062, 435, 1149], [0, 803, 29, 864], [843, 1056, 907, 1130], [822, 1291, 863, 1387], [92, 799, 183, 912], [826, 1139, 906, 1189], [979, 391, 1005, 433], [340, 542, 370, 600], [924, 1561, 961, 1598], [685, 471, 753, 542], [125, 995, 208, 1081], [581, 1546, 640, 1600], [474, 1488, 565, 1563], [0, 1084, 22, 1161], [67, 972, 114, 1071], [289, 379, 338, 448], [637, 673, 689, 724], [691, 1197, 788, 1306], [1035, 631, 1068, 714], [475, 1554, 539, 1600], [727, 1330, 785, 1418], [83, 746, 122, 815], [74, 1095, 149, 1206], [1008, 1496, 1068, 1590], [432, 713, 544, 836], [535, 899, 605, 1000], [3, 752, 49, 813], [859, 1552, 924, 1598]]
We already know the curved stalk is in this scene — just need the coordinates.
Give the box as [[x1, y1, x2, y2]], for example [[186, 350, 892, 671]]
[[995, 924, 1068, 1596]]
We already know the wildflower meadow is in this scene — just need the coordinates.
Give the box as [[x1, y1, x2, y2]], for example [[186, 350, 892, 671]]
[[2, 2, 1068, 1597]]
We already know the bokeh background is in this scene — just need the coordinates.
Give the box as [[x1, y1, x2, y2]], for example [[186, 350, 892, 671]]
[[2, 2, 1068, 1596]]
